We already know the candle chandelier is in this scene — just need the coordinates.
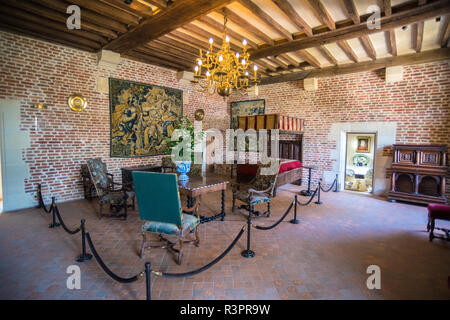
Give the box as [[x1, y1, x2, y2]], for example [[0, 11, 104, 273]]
[[192, 13, 259, 97]]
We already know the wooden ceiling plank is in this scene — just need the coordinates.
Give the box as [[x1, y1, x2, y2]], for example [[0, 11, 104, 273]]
[[383, 0, 397, 56], [144, 44, 196, 63], [337, 40, 358, 63], [198, 16, 258, 48], [99, 0, 153, 19], [279, 53, 300, 67], [260, 48, 450, 85], [0, 4, 108, 45], [272, 0, 313, 36], [156, 36, 200, 55], [307, 0, 336, 30], [125, 51, 186, 70], [0, 23, 96, 52], [104, 0, 234, 53], [267, 56, 289, 69], [66, 0, 140, 26], [250, 0, 450, 60], [1, 0, 118, 39], [0, 13, 101, 49], [148, 40, 197, 59], [136, 46, 193, 66], [360, 35, 377, 60], [414, 22, 425, 53], [28, 0, 128, 33], [221, 7, 274, 45], [238, 0, 293, 40], [341, 0, 360, 24], [440, 16, 450, 47], [317, 46, 338, 65], [182, 23, 242, 52], [144, 0, 168, 9], [170, 30, 211, 51], [293, 50, 321, 68]]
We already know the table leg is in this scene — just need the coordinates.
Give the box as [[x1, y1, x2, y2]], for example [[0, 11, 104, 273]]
[[221, 189, 226, 221]]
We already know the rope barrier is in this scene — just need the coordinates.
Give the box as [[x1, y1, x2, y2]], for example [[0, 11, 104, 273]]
[[254, 202, 294, 230], [297, 187, 318, 206], [37, 184, 50, 213], [54, 205, 81, 235], [320, 178, 337, 193], [86, 232, 143, 283], [153, 226, 246, 278]]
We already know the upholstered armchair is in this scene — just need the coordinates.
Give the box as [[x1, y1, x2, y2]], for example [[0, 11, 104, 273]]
[[133, 171, 200, 265], [232, 163, 279, 217], [86, 158, 135, 220]]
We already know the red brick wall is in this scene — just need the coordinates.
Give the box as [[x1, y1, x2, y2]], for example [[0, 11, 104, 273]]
[[230, 60, 450, 198], [0, 31, 228, 203]]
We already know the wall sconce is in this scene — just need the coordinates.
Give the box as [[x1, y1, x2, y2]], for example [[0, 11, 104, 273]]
[[31, 103, 48, 110]]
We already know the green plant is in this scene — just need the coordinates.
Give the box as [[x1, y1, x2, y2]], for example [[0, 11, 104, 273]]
[[165, 116, 204, 162]]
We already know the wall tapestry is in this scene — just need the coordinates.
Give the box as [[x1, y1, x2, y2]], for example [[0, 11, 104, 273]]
[[109, 78, 183, 157], [229, 99, 265, 152]]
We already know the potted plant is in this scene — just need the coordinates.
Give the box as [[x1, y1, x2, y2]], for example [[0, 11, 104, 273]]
[[165, 116, 204, 181]]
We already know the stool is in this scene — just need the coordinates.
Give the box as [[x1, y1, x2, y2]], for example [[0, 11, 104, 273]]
[[427, 203, 450, 242]]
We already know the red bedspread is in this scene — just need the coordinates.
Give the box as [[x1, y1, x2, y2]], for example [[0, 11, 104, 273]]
[[236, 160, 302, 176]]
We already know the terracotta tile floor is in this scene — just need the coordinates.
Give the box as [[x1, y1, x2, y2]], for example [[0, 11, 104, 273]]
[[0, 185, 449, 300]]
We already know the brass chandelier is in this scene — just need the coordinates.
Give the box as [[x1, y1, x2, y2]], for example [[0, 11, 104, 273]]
[[192, 13, 259, 97]]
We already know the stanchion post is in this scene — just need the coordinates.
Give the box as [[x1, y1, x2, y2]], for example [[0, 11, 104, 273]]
[[333, 174, 339, 192], [145, 262, 151, 301], [290, 195, 300, 224], [241, 210, 255, 258], [76, 219, 93, 262], [48, 197, 60, 228], [315, 179, 323, 205]]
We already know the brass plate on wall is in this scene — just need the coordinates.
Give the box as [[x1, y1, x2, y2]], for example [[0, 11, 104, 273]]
[[194, 109, 205, 121], [68, 94, 87, 111]]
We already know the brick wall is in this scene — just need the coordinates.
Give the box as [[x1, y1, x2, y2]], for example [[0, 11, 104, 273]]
[[229, 60, 450, 198], [0, 31, 228, 203]]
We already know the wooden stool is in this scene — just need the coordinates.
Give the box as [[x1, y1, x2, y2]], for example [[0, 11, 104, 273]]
[[427, 203, 450, 242]]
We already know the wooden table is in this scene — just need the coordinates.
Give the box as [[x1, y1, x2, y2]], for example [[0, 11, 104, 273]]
[[178, 175, 229, 223], [121, 165, 162, 189]]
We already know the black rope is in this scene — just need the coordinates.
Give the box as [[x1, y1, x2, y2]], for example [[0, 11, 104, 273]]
[[254, 202, 293, 230], [54, 206, 81, 235], [156, 226, 245, 278], [320, 178, 337, 193], [297, 187, 318, 206], [37, 184, 50, 213], [86, 232, 141, 283]]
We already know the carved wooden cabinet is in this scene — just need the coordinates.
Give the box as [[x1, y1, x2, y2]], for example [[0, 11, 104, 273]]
[[388, 145, 448, 204]]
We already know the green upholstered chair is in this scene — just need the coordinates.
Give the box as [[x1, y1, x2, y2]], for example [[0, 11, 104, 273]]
[[232, 163, 280, 218], [133, 171, 200, 265], [86, 158, 135, 220]]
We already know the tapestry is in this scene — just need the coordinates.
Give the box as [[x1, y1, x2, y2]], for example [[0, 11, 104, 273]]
[[230, 99, 265, 152], [109, 78, 183, 157]]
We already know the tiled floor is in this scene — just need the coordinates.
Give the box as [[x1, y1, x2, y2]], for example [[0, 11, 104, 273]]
[[0, 185, 449, 300]]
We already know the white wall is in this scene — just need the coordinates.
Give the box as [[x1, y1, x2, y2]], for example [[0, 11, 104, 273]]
[[0, 99, 34, 212]]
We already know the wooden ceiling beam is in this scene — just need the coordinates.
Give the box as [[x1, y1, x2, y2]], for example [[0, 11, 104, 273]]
[[144, 44, 196, 63], [136, 46, 193, 67], [149, 40, 198, 59], [156, 36, 200, 55], [360, 35, 377, 60], [279, 53, 300, 67], [67, 0, 140, 25], [266, 56, 289, 69], [221, 7, 274, 45], [0, 13, 101, 49], [250, 0, 450, 60], [383, 0, 397, 56], [1, 0, 118, 39], [182, 23, 242, 52], [99, 0, 153, 19], [144, 0, 168, 9], [125, 50, 186, 70], [0, 4, 108, 45], [341, 0, 360, 25], [337, 41, 358, 63], [198, 16, 258, 48], [238, 0, 293, 40], [440, 16, 450, 47], [30, 0, 128, 33], [307, 0, 335, 30], [272, 0, 313, 36], [293, 50, 321, 69], [414, 22, 425, 52], [317, 46, 338, 65], [260, 48, 450, 85], [104, 0, 234, 53]]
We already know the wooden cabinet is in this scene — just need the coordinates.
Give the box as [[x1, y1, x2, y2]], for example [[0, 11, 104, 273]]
[[388, 145, 448, 205]]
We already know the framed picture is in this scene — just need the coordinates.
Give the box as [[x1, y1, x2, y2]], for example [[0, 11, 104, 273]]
[[109, 78, 183, 158], [356, 136, 371, 153]]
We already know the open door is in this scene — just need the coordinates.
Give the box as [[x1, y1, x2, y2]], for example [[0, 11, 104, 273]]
[[344, 133, 376, 193]]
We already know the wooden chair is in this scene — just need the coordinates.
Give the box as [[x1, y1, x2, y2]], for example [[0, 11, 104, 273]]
[[161, 156, 176, 173], [232, 163, 279, 217], [86, 158, 135, 220], [133, 171, 200, 265]]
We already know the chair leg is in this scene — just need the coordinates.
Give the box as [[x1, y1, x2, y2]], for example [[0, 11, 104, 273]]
[[194, 227, 200, 247], [429, 218, 435, 242], [427, 218, 430, 232], [267, 201, 271, 217], [232, 194, 236, 213], [177, 239, 183, 265], [140, 232, 146, 259]]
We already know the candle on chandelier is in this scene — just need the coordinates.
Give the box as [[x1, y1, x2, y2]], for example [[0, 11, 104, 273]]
[[254, 65, 258, 79], [225, 35, 230, 42], [242, 39, 247, 47]]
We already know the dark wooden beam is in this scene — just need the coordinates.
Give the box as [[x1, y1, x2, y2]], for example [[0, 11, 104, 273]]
[[272, 0, 313, 36], [337, 41, 358, 62], [318, 46, 338, 65], [104, 0, 234, 53], [360, 35, 377, 60], [238, 0, 293, 40], [156, 36, 199, 55], [307, 0, 335, 30], [383, 0, 397, 56], [440, 15, 450, 47], [124, 51, 186, 70], [67, 0, 140, 25], [260, 48, 450, 85], [145, 0, 168, 9], [414, 21, 425, 52], [99, 0, 153, 19], [279, 53, 300, 67], [251, 0, 450, 60], [293, 50, 321, 68], [341, 0, 360, 24]]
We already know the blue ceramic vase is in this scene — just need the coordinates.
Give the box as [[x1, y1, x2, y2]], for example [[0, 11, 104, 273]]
[[175, 161, 191, 181]]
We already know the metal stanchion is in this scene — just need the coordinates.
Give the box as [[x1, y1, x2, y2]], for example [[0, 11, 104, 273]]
[[241, 211, 255, 258], [76, 219, 93, 262], [315, 179, 323, 205], [333, 174, 339, 192], [300, 166, 313, 197], [290, 195, 300, 224], [145, 262, 151, 301], [48, 197, 60, 228]]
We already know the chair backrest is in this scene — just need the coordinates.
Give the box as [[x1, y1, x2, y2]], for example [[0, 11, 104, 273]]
[[86, 158, 109, 196], [252, 162, 280, 197], [132, 171, 183, 226]]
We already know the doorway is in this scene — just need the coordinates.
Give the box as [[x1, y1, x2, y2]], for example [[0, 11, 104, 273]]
[[344, 133, 376, 193]]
